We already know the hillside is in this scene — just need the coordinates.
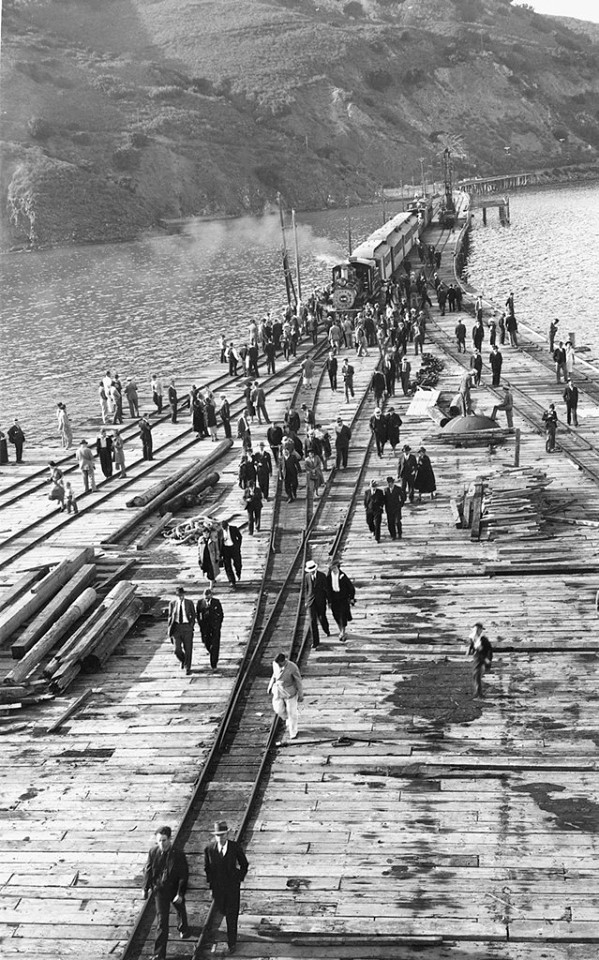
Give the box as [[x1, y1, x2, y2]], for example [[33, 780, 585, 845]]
[[1, 0, 598, 247]]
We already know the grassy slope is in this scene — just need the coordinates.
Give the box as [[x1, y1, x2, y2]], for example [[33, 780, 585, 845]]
[[1, 0, 598, 246]]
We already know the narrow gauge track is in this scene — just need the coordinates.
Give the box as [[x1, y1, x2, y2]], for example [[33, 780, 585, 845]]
[[0, 340, 323, 510], [122, 353, 379, 959], [0, 340, 329, 573]]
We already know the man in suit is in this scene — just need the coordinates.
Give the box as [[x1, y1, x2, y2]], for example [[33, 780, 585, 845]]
[[397, 444, 418, 503], [196, 588, 224, 670], [334, 417, 351, 469], [252, 442, 273, 500], [383, 475, 403, 540], [221, 520, 243, 586], [364, 479, 385, 543], [204, 821, 249, 955], [143, 825, 190, 959], [7, 419, 25, 463], [167, 586, 196, 675], [563, 378, 579, 427], [304, 559, 330, 650], [96, 428, 113, 478], [219, 394, 232, 439], [168, 380, 178, 423], [139, 414, 153, 460]]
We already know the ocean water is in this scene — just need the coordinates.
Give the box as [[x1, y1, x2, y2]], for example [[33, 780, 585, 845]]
[[463, 182, 599, 352], [1, 185, 597, 442]]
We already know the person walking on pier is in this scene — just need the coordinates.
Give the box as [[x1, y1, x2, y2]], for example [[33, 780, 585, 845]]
[[455, 320, 467, 354], [243, 481, 263, 533], [151, 374, 163, 414], [143, 825, 190, 958], [563, 379, 579, 427], [253, 442, 273, 500], [491, 386, 514, 430], [219, 394, 232, 439], [542, 403, 558, 452], [325, 560, 356, 642], [48, 461, 66, 511], [470, 350, 483, 387], [268, 652, 305, 742], [96, 428, 113, 479], [7, 419, 25, 463], [565, 341, 576, 378], [549, 318, 559, 354], [472, 320, 484, 352], [168, 380, 178, 423], [168, 586, 196, 675], [415, 447, 437, 501], [304, 560, 330, 649], [279, 448, 301, 503], [467, 622, 493, 699], [124, 378, 140, 418], [112, 430, 127, 478], [398, 445, 417, 504], [370, 408, 388, 458], [238, 453, 256, 491], [221, 520, 243, 586], [383, 476, 403, 540], [342, 358, 355, 402], [139, 414, 154, 460], [64, 481, 78, 515], [326, 350, 338, 392], [386, 407, 402, 455], [371, 370, 386, 406], [98, 381, 109, 424], [335, 417, 351, 469], [301, 356, 315, 389], [196, 587, 224, 670], [204, 821, 249, 955], [76, 438, 96, 492], [364, 479, 385, 543], [553, 342, 567, 383], [267, 421, 283, 465], [199, 524, 221, 584], [505, 313, 518, 347], [57, 403, 73, 449], [489, 345, 503, 387], [0, 428, 8, 465], [252, 381, 270, 424]]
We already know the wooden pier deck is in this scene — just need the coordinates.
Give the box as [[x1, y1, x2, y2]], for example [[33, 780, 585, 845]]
[[2, 221, 599, 959]]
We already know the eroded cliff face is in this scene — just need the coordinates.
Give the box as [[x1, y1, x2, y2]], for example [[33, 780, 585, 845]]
[[1, 0, 598, 246]]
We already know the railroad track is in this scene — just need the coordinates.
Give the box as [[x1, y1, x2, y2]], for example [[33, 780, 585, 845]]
[[0, 338, 329, 573], [121, 348, 380, 959]]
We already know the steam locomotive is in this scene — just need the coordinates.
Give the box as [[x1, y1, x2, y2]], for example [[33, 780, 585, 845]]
[[330, 203, 432, 313]]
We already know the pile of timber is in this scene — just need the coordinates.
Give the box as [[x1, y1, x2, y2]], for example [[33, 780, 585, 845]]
[[0, 547, 142, 706], [104, 439, 231, 545], [451, 467, 552, 542]]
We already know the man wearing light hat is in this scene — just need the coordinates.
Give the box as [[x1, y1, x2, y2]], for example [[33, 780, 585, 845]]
[[369, 407, 388, 458], [304, 560, 330, 649], [204, 821, 249, 955], [363, 479, 385, 543]]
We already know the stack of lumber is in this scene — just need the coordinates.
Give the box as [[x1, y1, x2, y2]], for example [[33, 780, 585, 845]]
[[478, 466, 552, 542], [105, 439, 231, 544], [0, 547, 142, 704]]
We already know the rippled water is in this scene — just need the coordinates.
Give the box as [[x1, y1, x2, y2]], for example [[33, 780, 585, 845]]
[[1, 185, 598, 442], [464, 182, 599, 352]]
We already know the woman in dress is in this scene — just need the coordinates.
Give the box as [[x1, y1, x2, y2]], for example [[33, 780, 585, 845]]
[[414, 446, 437, 501], [57, 403, 73, 449], [325, 560, 356, 643], [205, 393, 218, 441]]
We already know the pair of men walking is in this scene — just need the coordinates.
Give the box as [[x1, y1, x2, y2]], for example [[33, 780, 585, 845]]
[[144, 821, 248, 958], [167, 586, 224, 673]]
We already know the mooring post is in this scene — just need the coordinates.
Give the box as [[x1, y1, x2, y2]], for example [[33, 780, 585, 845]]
[[514, 428, 521, 467]]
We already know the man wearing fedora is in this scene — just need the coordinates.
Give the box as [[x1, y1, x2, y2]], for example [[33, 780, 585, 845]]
[[143, 825, 190, 959], [167, 587, 196, 676], [304, 559, 330, 649], [204, 821, 249, 955]]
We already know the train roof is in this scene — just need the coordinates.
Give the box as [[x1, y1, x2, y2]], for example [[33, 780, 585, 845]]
[[350, 211, 415, 262]]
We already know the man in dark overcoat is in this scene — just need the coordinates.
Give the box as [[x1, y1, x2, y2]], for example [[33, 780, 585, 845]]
[[204, 821, 249, 954], [167, 586, 196, 675], [304, 559, 330, 649], [196, 587, 224, 670], [143, 825, 190, 958]]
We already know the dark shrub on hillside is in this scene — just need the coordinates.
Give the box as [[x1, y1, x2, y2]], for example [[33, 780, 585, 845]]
[[254, 164, 283, 191], [112, 147, 140, 171], [453, 0, 484, 23], [190, 77, 214, 95], [71, 131, 91, 145], [27, 117, 54, 141], [344, 1, 364, 16], [365, 69, 393, 92], [128, 131, 149, 148]]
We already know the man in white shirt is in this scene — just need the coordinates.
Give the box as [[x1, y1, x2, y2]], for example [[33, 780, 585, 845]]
[[167, 587, 196, 675]]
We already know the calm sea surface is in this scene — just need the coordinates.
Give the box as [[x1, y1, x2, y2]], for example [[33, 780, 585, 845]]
[[1, 184, 598, 443]]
